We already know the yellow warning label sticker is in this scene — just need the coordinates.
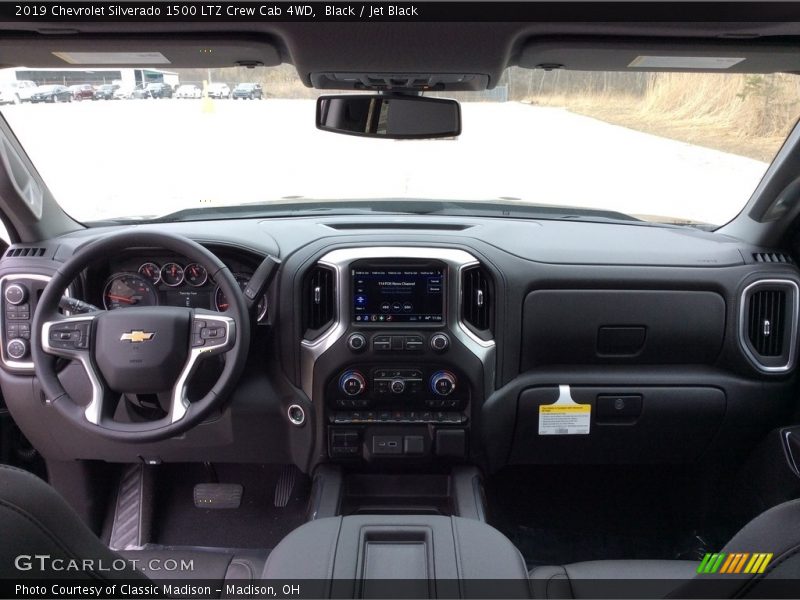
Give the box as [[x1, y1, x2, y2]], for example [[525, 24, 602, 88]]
[[538, 386, 591, 435]]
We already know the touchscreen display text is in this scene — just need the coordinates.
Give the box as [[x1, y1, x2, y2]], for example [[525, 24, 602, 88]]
[[352, 268, 444, 323]]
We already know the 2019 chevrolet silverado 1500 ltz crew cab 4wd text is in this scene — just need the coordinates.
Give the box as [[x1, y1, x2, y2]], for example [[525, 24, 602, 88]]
[[1, 2, 800, 599]]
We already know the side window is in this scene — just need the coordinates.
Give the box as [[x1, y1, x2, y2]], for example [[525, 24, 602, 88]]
[[0, 219, 11, 246]]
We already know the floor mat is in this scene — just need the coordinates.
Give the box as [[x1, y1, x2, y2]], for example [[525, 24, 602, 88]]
[[486, 465, 711, 568], [152, 463, 310, 550]]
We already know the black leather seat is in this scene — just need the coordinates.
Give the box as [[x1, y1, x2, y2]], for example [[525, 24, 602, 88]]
[[0, 465, 267, 595], [530, 498, 800, 598]]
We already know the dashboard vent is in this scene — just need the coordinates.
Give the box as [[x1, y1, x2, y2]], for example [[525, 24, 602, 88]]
[[5, 246, 46, 258], [461, 265, 493, 335], [747, 289, 786, 356], [753, 252, 793, 264], [303, 265, 336, 336], [741, 280, 798, 372]]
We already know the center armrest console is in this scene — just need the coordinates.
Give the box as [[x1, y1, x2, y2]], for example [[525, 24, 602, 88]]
[[261, 515, 530, 598]]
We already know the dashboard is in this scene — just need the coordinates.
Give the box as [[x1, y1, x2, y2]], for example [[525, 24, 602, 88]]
[[0, 215, 798, 476]]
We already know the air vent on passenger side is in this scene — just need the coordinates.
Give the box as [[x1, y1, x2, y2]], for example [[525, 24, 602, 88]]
[[461, 265, 493, 338], [753, 252, 794, 264], [303, 265, 336, 338], [5, 246, 46, 258], [740, 280, 799, 372]]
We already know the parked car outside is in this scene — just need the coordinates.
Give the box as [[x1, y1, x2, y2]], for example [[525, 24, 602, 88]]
[[113, 85, 136, 100], [130, 84, 152, 99], [175, 84, 202, 99], [68, 84, 95, 101], [0, 80, 37, 104], [29, 85, 72, 103], [145, 82, 173, 98], [93, 84, 118, 100], [231, 82, 263, 99], [206, 82, 231, 99]]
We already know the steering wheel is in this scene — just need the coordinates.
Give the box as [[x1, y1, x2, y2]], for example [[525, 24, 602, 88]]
[[31, 230, 251, 442]]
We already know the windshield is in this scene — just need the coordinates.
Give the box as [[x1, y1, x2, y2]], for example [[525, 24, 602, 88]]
[[1, 65, 798, 226]]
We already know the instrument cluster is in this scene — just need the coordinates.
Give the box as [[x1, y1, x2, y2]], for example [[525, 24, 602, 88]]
[[101, 258, 267, 322]]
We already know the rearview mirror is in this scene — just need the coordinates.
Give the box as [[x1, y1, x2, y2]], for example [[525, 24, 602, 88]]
[[316, 94, 461, 139]]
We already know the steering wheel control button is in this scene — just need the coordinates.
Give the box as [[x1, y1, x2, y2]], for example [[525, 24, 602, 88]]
[[4, 283, 27, 306], [201, 325, 225, 340], [48, 322, 90, 350], [6, 338, 28, 360], [191, 319, 206, 347], [347, 332, 367, 352], [339, 370, 366, 396], [430, 333, 450, 352], [287, 404, 306, 426], [431, 371, 457, 396]]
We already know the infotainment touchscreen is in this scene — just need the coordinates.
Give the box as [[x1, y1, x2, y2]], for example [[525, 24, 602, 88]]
[[352, 267, 444, 323]]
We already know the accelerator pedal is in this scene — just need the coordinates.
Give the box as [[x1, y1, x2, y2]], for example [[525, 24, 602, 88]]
[[274, 464, 299, 508], [193, 483, 243, 509]]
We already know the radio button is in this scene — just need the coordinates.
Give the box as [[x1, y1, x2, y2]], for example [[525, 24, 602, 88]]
[[430, 333, 450, 352]]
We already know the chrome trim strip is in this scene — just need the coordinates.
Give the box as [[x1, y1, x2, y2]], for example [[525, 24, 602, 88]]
[[169, 313, 235, 424], [42, 315, 102, 423], [300, 247, 496, 400], [738, 279, 799, 374]]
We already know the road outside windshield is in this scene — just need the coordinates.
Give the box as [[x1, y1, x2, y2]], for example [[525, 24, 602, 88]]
[[1, 65, 799, 226]]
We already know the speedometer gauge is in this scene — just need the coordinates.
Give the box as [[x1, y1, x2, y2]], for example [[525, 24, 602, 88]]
[[161, 262, 184, 287], [103, 273, 158, 310]]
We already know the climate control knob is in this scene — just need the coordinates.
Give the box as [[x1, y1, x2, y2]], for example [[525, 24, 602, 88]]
[[390, 379, 406, 394], [430, 371, 456, 396], [339, 370, 366, 396]]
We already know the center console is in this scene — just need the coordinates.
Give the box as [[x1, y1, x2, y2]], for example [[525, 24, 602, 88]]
[[300, 248, 495, 466], [261, 514, 530, 598]]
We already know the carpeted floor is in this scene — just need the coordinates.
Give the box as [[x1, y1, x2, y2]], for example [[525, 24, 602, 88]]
[[151, 463, 310, 550]]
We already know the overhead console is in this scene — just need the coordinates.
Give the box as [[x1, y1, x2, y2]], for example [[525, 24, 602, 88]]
[[300, 248, 495, 466]]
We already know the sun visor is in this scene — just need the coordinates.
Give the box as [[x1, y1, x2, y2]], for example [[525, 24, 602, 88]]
[[518, 38, 800, 73], [0, 35, 281, 68]]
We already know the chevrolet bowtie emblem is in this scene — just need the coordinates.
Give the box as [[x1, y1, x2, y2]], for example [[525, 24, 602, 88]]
[[120, 330, 155, 343]]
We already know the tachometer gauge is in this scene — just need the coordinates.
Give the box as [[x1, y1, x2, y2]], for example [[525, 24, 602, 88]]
[[215, 273, 268, 321], [160, 262, 184, 287], [103, 273, 158, 310], [184, 263, 208, 287], [137, 262, 161, 285]]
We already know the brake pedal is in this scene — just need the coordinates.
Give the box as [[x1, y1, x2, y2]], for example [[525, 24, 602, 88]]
[[193, 483, 243, 509], [274, 464, 298, 508]]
